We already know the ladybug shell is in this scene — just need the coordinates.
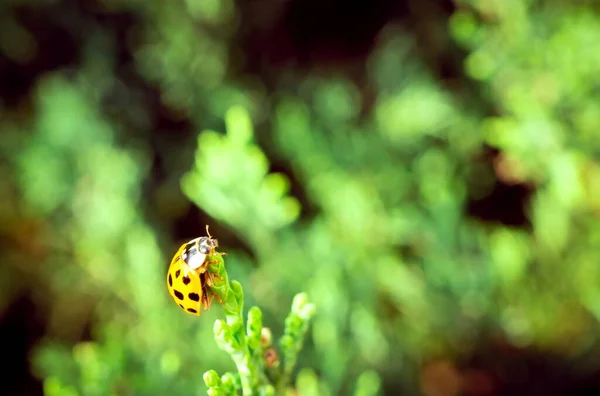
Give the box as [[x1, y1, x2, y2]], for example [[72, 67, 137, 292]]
[[166, 242, 203, 316]]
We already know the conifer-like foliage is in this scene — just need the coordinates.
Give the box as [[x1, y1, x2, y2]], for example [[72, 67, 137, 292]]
[[2, 0, 600, 394]]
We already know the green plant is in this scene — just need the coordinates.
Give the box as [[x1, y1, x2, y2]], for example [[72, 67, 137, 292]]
[[180, 104, 384, 395], [199, 245, 316, 395]]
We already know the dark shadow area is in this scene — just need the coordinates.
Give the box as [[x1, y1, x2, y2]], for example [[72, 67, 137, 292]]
[[0, 296, 45, 396]]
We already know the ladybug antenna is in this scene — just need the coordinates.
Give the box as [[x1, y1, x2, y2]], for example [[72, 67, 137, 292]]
[[205, 224, 219, 249]]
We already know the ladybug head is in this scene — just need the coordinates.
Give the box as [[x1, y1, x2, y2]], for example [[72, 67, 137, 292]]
[[198, 236, 218, 254]]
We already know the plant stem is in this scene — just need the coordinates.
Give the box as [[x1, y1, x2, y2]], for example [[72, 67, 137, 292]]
[[207, 254, 260, 395], [277, 293, 316, 393]]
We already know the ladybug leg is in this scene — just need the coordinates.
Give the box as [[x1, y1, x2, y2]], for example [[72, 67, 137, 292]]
[[207, 268, 225, 282], [199, 272, 222, 292], [210, 272, 225, 285], [204, 273, 215, 287], [201, 265, 224, 284], [201, 292, 214, 311], [205, 251, 227, 265], [199, 274, 224, 307], [203, 292, 216, 310]]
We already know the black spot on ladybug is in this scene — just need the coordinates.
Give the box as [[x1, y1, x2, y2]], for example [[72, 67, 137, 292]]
[[174, 290, 184, 300], [183, 276, 190, 285], [179, 304, 184, 309], [175, 269, 181, 278], [187, 308, 198, 314], [188, 293, 200, 302], [168, 274, 173, 287]]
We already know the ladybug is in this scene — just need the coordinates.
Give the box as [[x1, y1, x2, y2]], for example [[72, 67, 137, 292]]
[[166, 226, 224, 316]]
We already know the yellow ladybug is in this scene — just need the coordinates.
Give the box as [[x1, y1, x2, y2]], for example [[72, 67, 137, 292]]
[[166, 226, 223, 316]]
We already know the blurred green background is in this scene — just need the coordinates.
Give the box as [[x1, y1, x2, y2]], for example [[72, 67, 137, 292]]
[[2, 0, 600, 394]]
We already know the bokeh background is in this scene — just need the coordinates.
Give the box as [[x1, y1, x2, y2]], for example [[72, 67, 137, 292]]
[[3, 0, 600, 395]]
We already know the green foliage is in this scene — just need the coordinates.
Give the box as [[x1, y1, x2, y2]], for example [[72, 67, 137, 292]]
[[279, 293, 316, 385], [181, 106, 301, 246], [2, 0, 600, 394], [205, 253, 264, 395], [200, 251, 316, 395]]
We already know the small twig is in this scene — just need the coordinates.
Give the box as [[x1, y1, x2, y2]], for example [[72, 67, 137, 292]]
[[205, 254, 260, 395], [203, 253, 316, 396], [277, 293, 316, 393]]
